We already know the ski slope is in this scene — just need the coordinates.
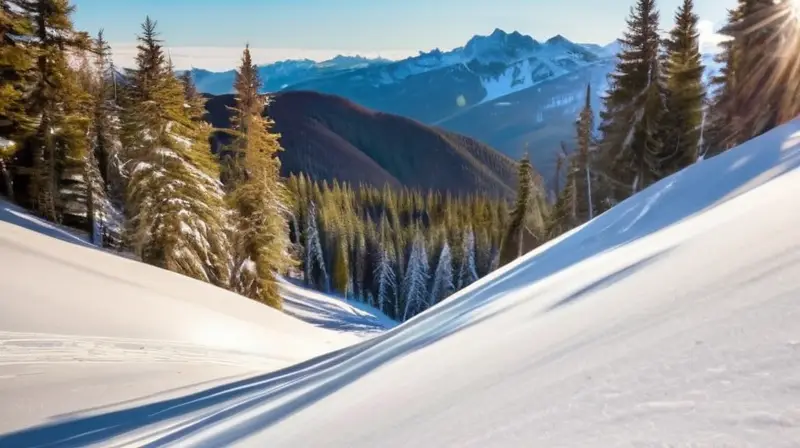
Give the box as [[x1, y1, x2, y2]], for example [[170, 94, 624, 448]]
[[2, 118, 800, 446], [0, 200, 393, 438], [281, 279, 397, 337]]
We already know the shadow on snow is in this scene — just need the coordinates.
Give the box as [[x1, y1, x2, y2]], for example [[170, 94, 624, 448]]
[[1, 122, 799, 446]]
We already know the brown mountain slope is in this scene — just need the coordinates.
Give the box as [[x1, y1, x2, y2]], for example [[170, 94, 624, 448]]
[[204, 91, 518, 197]]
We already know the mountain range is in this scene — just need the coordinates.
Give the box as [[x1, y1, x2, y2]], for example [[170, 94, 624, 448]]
[[191, 29, 721, 188]]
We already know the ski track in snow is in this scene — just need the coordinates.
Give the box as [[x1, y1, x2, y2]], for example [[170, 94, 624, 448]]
[[0, 196, 394, 444], [0, 331, 293, 369]]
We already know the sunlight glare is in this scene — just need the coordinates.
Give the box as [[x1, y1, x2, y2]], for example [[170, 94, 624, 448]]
[[790, 0, 800, 19]]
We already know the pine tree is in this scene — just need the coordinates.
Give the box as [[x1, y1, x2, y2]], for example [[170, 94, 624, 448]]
[[716, 0, 799, 145], [0, 0, 34, 199], [304, 200, 328, 290], [596, 0, 665, 201], [87, 30, 124, 245], [457, 227, 479, 289], [402, 231, 430, 321], [374, 212, 398, 316], [498, 153, 547, 266], [227, 46, 292, 307], [661, 0, 706, 174], [57, 49, 98, 237], [706, 6, 743, 156], [179, 71, 205, 122], [575, 83, 596, 221], [332, 235, 350, 295], [352, 225, 366, 301], [547, 160, 579, 238], [10, 0, 90, 221], [429, 240, 454, 306], [373, 246, 396, 315], [122, 17, 233, 286]]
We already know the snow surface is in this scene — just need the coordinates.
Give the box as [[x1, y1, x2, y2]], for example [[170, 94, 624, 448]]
[[3, 118, 800, 446], [0, 200, 387, 439], [281, 278, 397, 338], [0, 136, 14, 149]]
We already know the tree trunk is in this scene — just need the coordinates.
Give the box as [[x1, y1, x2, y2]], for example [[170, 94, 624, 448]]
[[0, 159, 14, 202]]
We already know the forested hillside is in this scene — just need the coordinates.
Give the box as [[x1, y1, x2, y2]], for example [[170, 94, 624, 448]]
[[204, 91, 519, 198]]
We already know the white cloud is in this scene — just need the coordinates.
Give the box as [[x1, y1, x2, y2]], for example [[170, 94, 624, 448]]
[[110, 44, 418, 71], [697, 19, 729, 53]]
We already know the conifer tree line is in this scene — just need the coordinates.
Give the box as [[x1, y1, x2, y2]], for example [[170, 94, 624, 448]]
[[285, 174, 513, 321], [0, 2, 289, 307], [547, 0, 800, 236]]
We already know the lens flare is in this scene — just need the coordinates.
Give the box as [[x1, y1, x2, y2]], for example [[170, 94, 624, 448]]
[[790, 0, 800, 18]]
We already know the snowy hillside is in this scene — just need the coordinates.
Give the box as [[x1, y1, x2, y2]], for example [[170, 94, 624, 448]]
[[3, 116, 799, 446], [281, 279, 397, 338], [0, 200, 391, 437]]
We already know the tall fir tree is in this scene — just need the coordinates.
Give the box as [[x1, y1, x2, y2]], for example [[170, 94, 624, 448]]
[[429, 240, 454, 307], [304, 200, 328, 290], [10, 0, 90, 221], [374, 246, 397, 315], [332, 235, 350, 296], [86, 30, 124, 246], [0, 0, 33, 199], [227, 45, 292, 308], [596, 0, 666, 202], [56, 48, 96, 234], [498, 153, 547, 266], [402, 230, 430, 321], [457, 227, 479, 289], [574, 83, 597, 221], [661, 0, 706, 174], [706, 5, 744, 156], [715, 0, 800, 146], [179, 71, 205, 122], [548, 147, 579, 238], [122, 16, 233, 286]]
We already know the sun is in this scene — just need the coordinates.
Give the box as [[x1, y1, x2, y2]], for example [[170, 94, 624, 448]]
[[790, 0, 800, 18]]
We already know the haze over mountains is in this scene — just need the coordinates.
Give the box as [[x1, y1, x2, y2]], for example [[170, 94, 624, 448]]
[[190, 29, 720, 183]]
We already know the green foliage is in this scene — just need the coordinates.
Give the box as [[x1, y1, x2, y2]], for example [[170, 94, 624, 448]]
[[226, 46, 292, 308], [499, 153, 548, 266], [596, 0, 665, 202], [660, 0, 705, 174], [5, 0, 90, 220], [0, 0, 34, 155], [121, 16, 233, 287]]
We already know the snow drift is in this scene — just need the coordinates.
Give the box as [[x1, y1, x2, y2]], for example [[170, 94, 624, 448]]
[[2, 118, 800, 446], [0, 200, 385, 436]]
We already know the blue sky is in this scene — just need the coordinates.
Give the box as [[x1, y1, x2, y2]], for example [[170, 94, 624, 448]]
[[71, 0, 736, 70]]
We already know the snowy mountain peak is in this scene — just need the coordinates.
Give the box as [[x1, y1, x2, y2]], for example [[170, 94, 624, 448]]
[[319, 54, 390, 67], [463, 28, 540, 63], [545, 34, 571, 45]]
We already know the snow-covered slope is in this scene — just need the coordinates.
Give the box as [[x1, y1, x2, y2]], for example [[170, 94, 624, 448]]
[[0, 200, 371, 436], [281, 279, 397, 338], [4, 120, 799, 446]]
